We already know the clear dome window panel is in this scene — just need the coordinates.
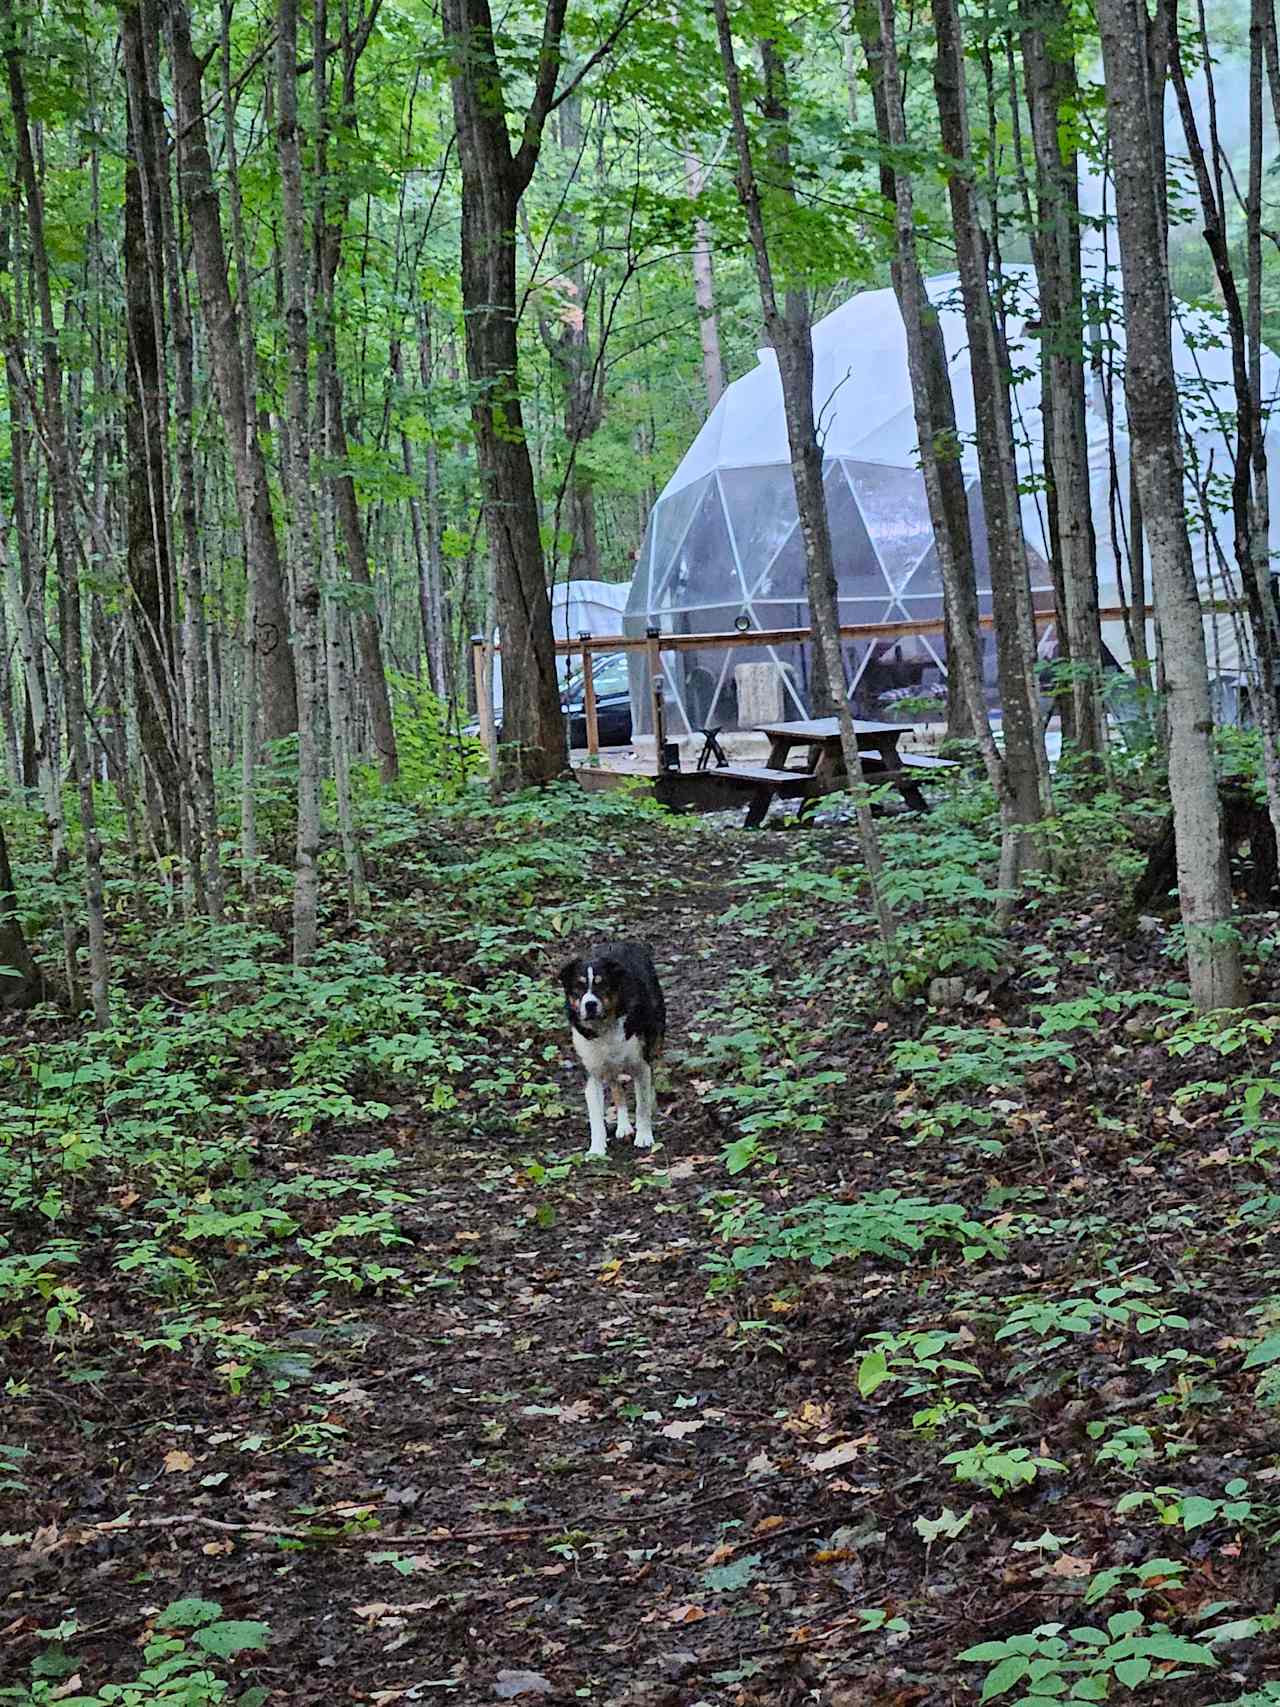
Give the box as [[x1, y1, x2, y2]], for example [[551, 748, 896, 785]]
[[900, 594, 945, 625], [824, 463, 892, 602], [651, 481, 750, 614], [836, 597, 902, 630], [752, 599, 813, 625], [844, 461, 936, 590], [627, 519, 655, 616], [751, 470, 889, 604], [636, 644, 695, 737], [756, 529, 807, 601], [719, 465, 804, 594], [903, 546, 944, 599], [654, 602, 744, 634], [697, 642, 811, 728], [648, 477, 714, 606]]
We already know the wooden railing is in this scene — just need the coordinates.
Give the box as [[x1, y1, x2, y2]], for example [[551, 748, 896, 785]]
[[470, 602, 1168, 762]]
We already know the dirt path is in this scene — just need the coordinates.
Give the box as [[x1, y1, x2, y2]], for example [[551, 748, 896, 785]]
[[8, 807, 1280, 1707]]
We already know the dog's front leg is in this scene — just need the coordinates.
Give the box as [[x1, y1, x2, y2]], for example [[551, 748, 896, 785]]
[[585, 1075, 609, 1157], [613, 1081, 633, 1140], [633, 1061, 655, 1149]]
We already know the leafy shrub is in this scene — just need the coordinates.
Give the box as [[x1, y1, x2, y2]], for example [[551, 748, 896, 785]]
[[387, 670, 480, 801], [958, 1611, 1216, 1702], [704, 1189, 1006, 1290], [0, 1599, 269, 1707]]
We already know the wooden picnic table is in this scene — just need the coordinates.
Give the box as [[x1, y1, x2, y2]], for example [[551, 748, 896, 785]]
[[757, 717, 957, 820], [654, 717, 957, 829], [761, 717, 911, 779]]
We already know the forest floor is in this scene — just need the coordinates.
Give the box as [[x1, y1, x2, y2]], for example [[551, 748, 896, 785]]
[[3, 781, 1280, 1707]]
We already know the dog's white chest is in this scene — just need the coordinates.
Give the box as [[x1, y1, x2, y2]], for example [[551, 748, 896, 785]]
[[573, 1020, 643, 1080]]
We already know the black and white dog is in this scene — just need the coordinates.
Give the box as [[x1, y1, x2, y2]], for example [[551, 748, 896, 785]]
[[559, 942, 665, 1157]]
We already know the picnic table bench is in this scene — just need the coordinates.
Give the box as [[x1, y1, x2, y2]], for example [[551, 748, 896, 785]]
[[660, 718, 958, 827]]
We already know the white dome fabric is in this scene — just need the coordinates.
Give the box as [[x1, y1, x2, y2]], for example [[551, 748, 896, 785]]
[[627, 266, 1280, 735]]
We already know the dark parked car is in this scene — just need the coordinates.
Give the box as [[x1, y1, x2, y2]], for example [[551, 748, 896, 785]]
[[563, 651, 632, 747]]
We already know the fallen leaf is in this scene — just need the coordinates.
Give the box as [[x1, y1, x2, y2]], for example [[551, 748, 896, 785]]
[[353, 1600, 442, 1625], [494, 1671, 554, 1699], [746, 1451, 777, 1477], [1047, 1553, 1095, 1578], [163, 1450, 195, 1474], [808, 1439, 864, 1472], [202, 1540, 235, 1556], [667, 1605, 709, 1625], [784, 1402, 833, 1435], [661, 1419, 705, 1440], [754, 1515, 787, 1535]]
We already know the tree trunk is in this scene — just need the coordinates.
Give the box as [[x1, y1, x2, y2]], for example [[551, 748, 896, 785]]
[[0, 813, 49, 1008], [685, 151, 727, 411], [4, 16, 110, 1026], [1168, 0, 1280, 866], [314, 13, 400, 783], [0, 584, 19, 790], [275, 0, 323, 964], [122, 0, 182, 850], [1096, 0, 1242, 1010], [1021, 3, 1104, 758], [712, 4, 893, 943], [542, 94, 605, 582], [932, 0, 1050, 853], [864, 0, 1025, 900], [169, 0, 298, 742], [442, 0, 569, 787], [0, 398, 77, 996]]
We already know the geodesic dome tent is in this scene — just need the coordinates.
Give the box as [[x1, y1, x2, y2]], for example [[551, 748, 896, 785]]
[[625, 265, 1280, 737]]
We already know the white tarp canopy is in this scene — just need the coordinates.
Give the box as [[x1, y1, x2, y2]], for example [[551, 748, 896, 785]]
[[492, 579, 630, 713], [625, 264, 1280, 732]]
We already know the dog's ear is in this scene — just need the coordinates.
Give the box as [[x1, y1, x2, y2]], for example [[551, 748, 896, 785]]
[[558, 957, 584, 992]]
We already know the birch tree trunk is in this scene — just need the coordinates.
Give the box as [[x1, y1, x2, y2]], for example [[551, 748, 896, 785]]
[[1097, 0, 1242, 1010], [712, 3, 893, 944], [685, 152, 727, 411], [275, 0, 323, 964], [0, 511, 76, 987]]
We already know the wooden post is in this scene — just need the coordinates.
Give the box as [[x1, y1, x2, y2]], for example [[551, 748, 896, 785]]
[[653, 672, 670, 769], [645, 626, 664, 761], [470, 632, 498, 780], [579, 630, 600, 763]]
